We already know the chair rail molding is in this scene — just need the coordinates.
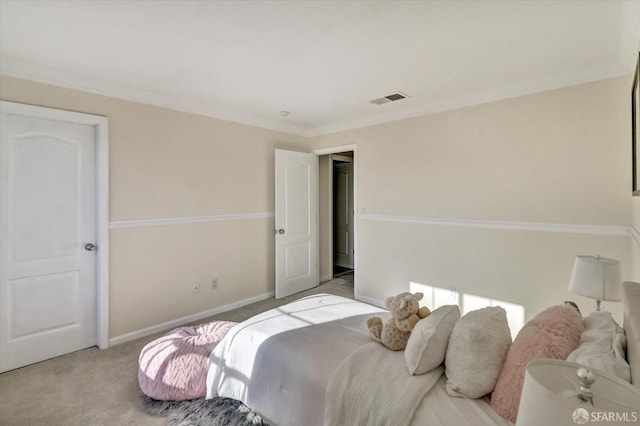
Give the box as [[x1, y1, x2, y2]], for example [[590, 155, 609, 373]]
[[359, 213, 632, 238], [109, 212, 274, 229]]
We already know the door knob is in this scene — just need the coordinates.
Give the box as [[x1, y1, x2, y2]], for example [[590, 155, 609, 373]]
[[276, 229, 285, 234], [84, 243, 97, 251]]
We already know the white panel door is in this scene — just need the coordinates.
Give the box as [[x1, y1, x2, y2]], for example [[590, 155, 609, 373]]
[[334, 161, 354, 269], [0, 110, 97, 372], [275, 149, 318, 299]]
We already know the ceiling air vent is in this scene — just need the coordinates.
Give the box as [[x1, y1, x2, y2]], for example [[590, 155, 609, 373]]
[[369, 92, 409, 105]]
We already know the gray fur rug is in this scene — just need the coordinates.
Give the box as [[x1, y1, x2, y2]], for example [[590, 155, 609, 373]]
[[139, 394, 267, 426]]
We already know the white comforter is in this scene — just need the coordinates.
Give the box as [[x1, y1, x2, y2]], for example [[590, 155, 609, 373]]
[[206, 294, 513, 426], [325, 342, 443, 426], [205, 294, 386, 426]]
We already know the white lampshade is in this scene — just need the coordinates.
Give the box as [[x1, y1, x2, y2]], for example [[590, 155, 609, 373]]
[[568, 255, 621, 305], [517, 359, 640, 426]]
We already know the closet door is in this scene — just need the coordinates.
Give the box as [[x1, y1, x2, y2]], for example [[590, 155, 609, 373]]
[[0, 103, 98, 372]]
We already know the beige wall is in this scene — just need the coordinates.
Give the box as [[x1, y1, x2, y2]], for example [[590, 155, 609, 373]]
[[0, 76, 308, 338], [312, 77, 635, 322], [2, 73, 637, 340]]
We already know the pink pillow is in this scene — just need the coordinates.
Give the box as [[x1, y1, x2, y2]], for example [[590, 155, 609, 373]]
[[138, 320, 236, 400], [490, 305, 583, 422]]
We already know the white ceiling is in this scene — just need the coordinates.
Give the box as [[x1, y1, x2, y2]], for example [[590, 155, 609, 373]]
[[1, 0, 639, 137]]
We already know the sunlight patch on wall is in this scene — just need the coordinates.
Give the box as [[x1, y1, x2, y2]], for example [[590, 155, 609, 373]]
[[410, 281, 525, 337]]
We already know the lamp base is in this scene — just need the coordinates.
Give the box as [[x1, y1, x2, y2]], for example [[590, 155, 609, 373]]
[[594, 299, 602, 311]]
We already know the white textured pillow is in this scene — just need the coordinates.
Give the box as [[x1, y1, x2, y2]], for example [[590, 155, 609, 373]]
[[405, 305, 460, 375], [444, 306, 512, 398], [567, 311, 631, 382]]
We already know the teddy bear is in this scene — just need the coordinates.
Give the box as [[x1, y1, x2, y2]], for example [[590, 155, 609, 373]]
[[366, 292, 431, 351]]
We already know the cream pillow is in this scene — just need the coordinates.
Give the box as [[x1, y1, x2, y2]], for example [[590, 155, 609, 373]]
[[567, 311, 631, 382], [444, 306, 512, 398], [405, 305, 460, 375]]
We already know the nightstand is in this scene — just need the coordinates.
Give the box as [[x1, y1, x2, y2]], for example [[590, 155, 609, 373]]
[[516, 359, 640, 426]]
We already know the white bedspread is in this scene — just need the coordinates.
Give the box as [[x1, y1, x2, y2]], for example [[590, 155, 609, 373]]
[[205, 294, 386, 426], [325, 342, 444, 426], [411, 376, 514, 426], [207, 293, 512, 426]]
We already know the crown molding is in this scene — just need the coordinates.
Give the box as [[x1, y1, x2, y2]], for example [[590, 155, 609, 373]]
[[0, 57, 633, 139], [309, 62, 631, 137], [0, 59, 313, 137]]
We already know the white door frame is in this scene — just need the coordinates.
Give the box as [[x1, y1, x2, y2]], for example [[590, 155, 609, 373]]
[[332, 156, 354, 270], [0, 101, 110, 349], [313, 144, 357, 297]]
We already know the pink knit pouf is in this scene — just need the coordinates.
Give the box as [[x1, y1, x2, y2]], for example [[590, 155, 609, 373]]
[[138, 320, 236, 401]]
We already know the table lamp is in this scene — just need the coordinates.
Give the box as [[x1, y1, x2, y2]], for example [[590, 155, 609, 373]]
[[516, 359, 640, 425], [568, 255, 621, 311]]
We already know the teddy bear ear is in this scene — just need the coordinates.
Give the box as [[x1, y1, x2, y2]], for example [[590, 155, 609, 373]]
[[414, 292, 424, 300]]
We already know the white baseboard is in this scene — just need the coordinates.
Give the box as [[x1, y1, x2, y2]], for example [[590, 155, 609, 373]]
[[108, 291, 274, 347], [357, 294, 385, 309]]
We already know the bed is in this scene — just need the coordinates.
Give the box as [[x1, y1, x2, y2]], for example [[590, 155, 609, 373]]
[[206, 283, 640, 426]]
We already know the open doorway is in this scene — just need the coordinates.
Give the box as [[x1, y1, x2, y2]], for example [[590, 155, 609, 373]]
[[332, 153, 354, 278], [318, 149, 355, 288]]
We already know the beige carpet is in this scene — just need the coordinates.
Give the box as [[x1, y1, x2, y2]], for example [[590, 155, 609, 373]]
[[0, 276, 354, 426]]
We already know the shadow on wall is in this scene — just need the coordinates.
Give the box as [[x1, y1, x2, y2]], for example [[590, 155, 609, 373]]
[[410, 281, 525, 337]]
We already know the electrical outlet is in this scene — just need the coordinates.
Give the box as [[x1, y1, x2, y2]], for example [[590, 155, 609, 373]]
[[192, 283, 200, 294], [211, 278, 219, 290]]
